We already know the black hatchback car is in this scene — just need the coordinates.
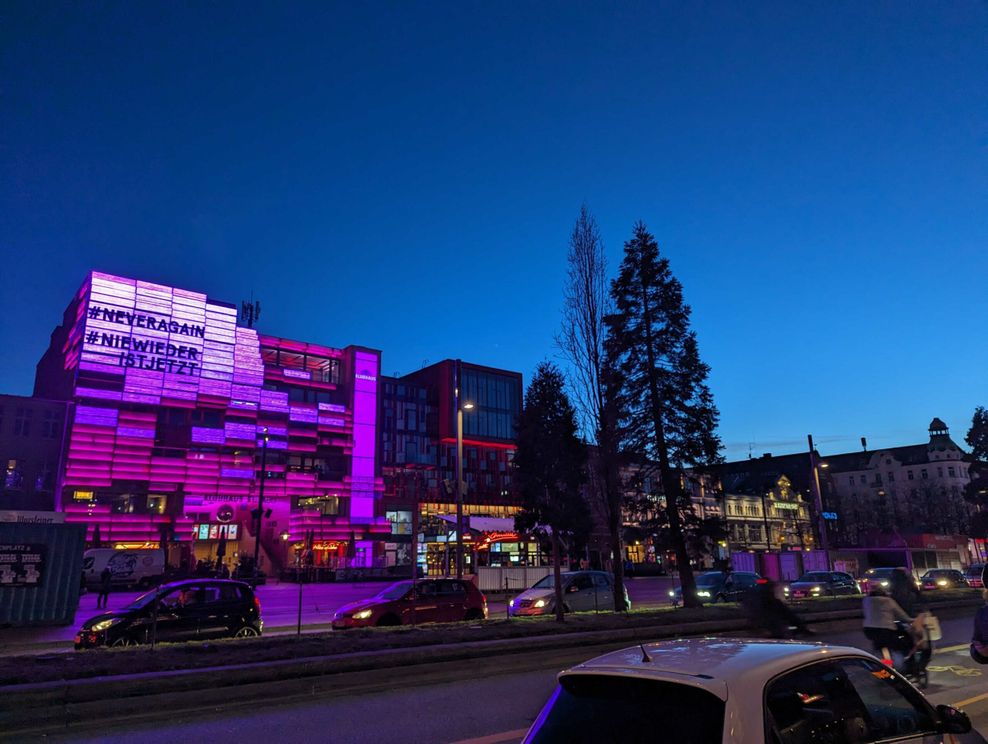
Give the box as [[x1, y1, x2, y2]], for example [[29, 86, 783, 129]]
[[75, 579, 263, 649]]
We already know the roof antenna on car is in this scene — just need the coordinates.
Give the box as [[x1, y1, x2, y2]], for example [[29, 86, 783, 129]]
[[639, 643, 653, 663]]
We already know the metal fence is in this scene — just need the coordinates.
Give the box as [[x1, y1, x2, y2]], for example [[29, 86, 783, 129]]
[[476, 566, 552, 593]]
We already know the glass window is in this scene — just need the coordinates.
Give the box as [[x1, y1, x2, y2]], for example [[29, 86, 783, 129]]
[[838, 658, 937, 740], [593, 574, 610, 588], [524, 676, 725, 744], [907, 470, 914, 480], [921, 469, 928, 480], [948, 467, 956, 478]]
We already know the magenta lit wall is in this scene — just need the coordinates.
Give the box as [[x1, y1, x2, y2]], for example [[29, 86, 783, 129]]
[[59, 272, 390, 549]]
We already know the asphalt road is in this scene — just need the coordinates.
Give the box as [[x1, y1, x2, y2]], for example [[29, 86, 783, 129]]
[[38, 615, 988, 744], [0, 576, 676, 654]]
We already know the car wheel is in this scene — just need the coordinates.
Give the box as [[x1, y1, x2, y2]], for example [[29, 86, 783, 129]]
[[376, 614, 400, 627], [233, 625, 260, 638], [464, 608, 484, 622], [110, 636, 137, 647]]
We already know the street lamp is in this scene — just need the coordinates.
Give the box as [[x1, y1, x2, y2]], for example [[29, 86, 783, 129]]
[[455, 398, 475, 579], [252, 427, 270, 579], [807, 434, 831, 568]]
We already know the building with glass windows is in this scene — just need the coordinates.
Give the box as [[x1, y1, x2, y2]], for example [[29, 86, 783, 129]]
[[382, 360, 529, 575], [33, 272, 390, 573]]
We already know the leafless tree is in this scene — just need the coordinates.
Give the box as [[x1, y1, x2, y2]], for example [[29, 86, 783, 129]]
[[557, 205, 627, 611]]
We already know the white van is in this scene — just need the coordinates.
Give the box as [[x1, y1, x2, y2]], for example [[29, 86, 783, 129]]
[[82, 548, 166, 589]]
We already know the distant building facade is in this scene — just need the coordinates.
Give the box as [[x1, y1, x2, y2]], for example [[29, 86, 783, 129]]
[[0, 394, 70, 511]]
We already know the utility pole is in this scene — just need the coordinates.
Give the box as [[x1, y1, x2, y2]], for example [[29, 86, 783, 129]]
[[252, 427, 270, 579]]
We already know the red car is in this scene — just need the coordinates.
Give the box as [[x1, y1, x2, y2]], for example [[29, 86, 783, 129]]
[[332, 578, 488, 629]]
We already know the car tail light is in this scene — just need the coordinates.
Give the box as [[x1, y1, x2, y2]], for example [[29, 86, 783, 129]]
[[254, 595, 262, 614]]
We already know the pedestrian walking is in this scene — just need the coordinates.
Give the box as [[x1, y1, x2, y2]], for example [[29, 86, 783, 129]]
[[97, 566, 112, 609], [971, 590, 988, 664]]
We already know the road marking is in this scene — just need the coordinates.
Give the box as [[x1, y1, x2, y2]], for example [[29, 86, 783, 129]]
[[954, 691, 988, 709], [939, 643, 969, 653], [451, 728, 530, 744], [927, 665, 982, 677]]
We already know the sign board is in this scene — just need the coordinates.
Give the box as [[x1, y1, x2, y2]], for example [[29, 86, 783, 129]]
[[822, 512, 838, 521], [0, 544, 47, 587], [0, 511, 65, 525], [193, 523, 238, 540], [774, 502, 800, 511]]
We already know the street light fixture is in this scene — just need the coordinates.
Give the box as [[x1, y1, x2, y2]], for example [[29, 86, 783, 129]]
[[453, 360, 476, 580]]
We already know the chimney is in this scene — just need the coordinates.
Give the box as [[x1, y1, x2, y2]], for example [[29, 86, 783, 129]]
[[761, 453, 772, 459], [861, 437, 868, 452]]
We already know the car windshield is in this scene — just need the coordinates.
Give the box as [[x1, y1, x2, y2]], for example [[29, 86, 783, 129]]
[[523, 675, 725, 744], [376, 581, 413, 600], [124, 588, 167, 610], [695, 573, 724, 587], [534, 574, 567, 589], [865, 569, 894, 577], [798, 573, 831, 583]]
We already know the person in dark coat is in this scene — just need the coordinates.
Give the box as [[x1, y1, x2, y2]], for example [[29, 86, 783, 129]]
[[890, 568, 921, 616], [972, 590, 988, 663], [97, 566, 112, 609]]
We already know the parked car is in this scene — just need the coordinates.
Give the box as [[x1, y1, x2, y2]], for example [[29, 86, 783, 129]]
[[509, 571, 630, 617], [670, 570, 761, 604], [521, 638, 983, 743], [332, 578, 487, 629], [920, 568, 969, 590], [965, 564, 985, 588], [859, 566, 920, 593], [784, 571, 861, 599], [74, 579, 262, 649], [82, 547, 166, 589]]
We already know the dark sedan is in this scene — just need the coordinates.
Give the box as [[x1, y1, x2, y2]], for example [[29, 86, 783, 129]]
[[784, 571, 860, 599], [670, 571, 761, 604], [921, 569, 969, 590], [75, 579, 263, 649]]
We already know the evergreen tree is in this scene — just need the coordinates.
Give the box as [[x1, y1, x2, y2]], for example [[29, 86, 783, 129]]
[[604, 222, 722, 608], [514, 362, 590, 622], [966, 407, 988, 461]]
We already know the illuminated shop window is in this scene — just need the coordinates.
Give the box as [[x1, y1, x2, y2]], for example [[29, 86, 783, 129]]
[[73, 490, 95, 501]]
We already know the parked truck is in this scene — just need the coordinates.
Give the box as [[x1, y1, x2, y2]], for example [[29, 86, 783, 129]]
[[82, 548, 166, 589]]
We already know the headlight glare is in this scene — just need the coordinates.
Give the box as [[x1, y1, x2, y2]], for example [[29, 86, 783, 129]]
[[92, 618, 122, 632], [534, 599, 546, 608], [353, 609, 373, 620]]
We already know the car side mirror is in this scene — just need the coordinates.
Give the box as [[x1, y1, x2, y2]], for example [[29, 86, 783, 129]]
[[936, 705, 972, 734]]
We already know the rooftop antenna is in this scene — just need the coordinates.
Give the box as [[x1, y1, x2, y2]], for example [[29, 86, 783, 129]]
[[240, 290, 261, 329], [639, 642, 653, 663]]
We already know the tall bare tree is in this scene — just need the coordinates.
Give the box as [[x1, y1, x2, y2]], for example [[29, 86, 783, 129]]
[[557, 205, 628, 611]]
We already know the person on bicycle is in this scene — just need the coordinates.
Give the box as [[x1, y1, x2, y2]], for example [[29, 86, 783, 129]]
[[863, 585, 914, 666]]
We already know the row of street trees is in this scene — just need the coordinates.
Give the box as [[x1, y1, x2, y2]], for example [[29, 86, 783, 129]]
[[515, 206, 723, 612]]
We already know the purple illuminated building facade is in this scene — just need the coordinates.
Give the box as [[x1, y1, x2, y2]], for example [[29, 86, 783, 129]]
[[34, 272, 390, 570]]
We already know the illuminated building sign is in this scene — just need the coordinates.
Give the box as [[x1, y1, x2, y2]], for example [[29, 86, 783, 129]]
[[79, 273, 264, 405], [774, 502, 800, 511], [822, 511, 838, 521]]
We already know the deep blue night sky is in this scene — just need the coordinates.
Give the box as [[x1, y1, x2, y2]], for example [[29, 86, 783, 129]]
[[2, 2, 986, 460]]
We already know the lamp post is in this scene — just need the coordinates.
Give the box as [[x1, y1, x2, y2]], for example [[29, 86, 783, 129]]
[[808, 434, 831, 568], [252, 427, 270, 579], [453, 361, 475, 579]]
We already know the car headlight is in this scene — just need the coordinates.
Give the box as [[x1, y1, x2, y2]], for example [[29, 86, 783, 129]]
[[92, 618, 123, 632], [534, 599, 546, 608], [937, 579, 948, 587], [353, 609, 373, 620], [509, 599, 515, 607], [696, 590, 710, 598], [668, 590, 675, 597], [811, 586, 822, 593], [879, 580, 889, 587], [783, 587, 790, 594]]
